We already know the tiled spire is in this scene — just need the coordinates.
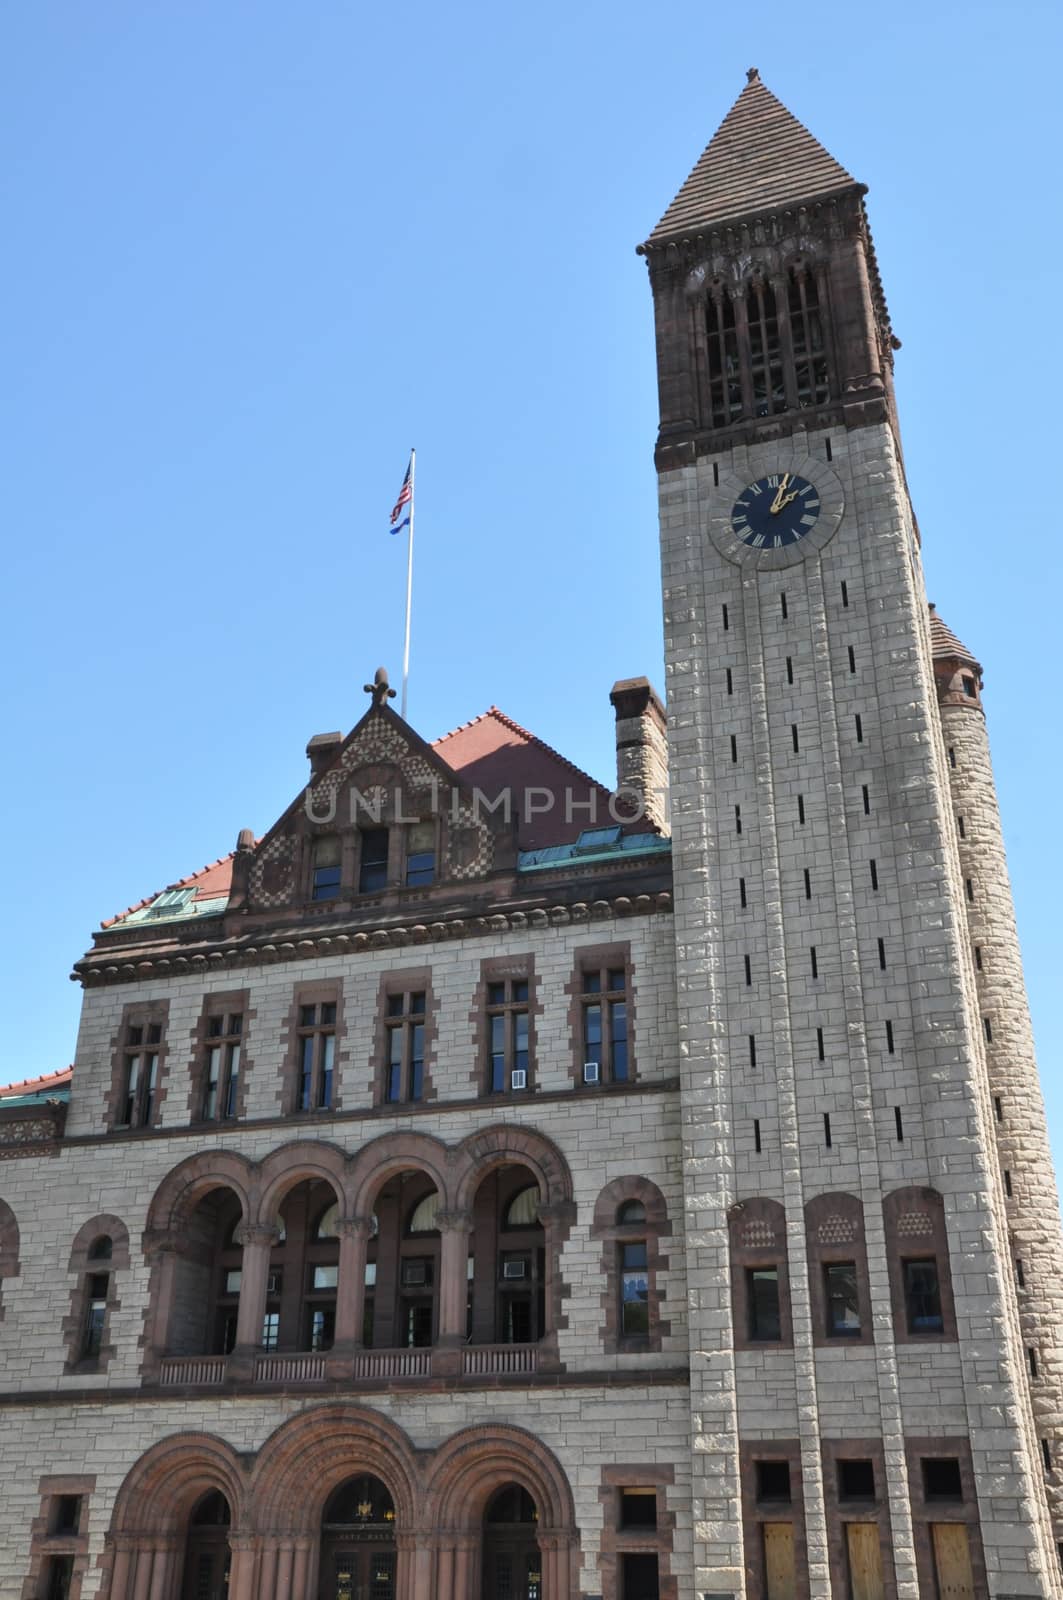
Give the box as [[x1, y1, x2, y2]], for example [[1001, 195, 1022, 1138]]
[[646, 68, 858, 244]]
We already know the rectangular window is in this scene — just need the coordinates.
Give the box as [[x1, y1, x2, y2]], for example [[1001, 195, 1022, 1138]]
[[748, 1266, 782, 1340], [755, 1460, 792, 1502], [311, 835, 342, 900], [620, 1552, 659, 1600], [904, 1258, 944, 1334], [922, 1457, 963, 1501], [619, 1487, 658, 1528], [838, 1458, 875, 1500], [358, 827, 389, 893], [386, 991, 427, 1102], [296, 1001, 337, 1111], [202, 1012, 242, 1121], [120, 1020, 163, 1128], [581, 964, 630, 1083], [824, 1261, 860, 1336], [261, 1310, 280, 1350], [45, 1559, 75, 1600], [51, 1496, 82, 1536], [486, 977, 530, 1093], [620, 1239, 649, 1336], [404, 820, 436, 887], [81, 1274, 109, 1359]]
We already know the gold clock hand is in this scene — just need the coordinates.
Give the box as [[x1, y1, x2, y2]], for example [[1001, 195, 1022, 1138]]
[[769, 473, 791, 514]]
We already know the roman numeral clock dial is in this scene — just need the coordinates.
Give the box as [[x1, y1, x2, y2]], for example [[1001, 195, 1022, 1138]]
[[707, 457, 845, 569]]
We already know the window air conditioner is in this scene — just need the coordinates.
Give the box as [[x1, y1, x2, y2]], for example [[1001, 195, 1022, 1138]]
[[503, 1259, 528, 1279], [510, 1069, 527, 1090], [583, 1061, 601, 1084]]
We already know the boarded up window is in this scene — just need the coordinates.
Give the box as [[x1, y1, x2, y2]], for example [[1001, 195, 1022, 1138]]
[[845, 1522, 884, 1600], [763, 1522, 796, 1600], [931, 1523, 974, 1600]]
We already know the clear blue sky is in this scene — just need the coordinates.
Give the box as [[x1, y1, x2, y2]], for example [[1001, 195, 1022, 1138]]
[[3, 3, 1061, 1160]]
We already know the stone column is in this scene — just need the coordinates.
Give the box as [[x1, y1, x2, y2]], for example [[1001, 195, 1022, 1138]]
[[139, 1230, 192, 1377], [107, 1540, 135, 1599], [451, 1534, 476, 1600], [230, 1223, 278, 1377], [273, 1539, 295, 1600], [433, 1210, 472, 1376], [146, 1541, 176, 1600], [228, 1535, 258, 1600], [256, 1541, 279, 1599], [329, 1214, 371, 1373], [435, 1542, 454, 1600], [130, 1546, 154, 1600], [536, 1201, 575, 1371]]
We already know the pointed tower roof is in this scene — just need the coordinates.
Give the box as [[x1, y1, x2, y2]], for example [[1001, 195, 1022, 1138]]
[[646, 68, 859, 244], [928, 605, 981, 669]]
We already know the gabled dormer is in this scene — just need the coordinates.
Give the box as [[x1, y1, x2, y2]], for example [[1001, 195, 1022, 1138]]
[[638, 68, 899, 466]]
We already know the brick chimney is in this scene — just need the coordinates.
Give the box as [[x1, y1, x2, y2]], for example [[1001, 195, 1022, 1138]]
[[609, 678, 669, 832], [306, 731, 344, 778]]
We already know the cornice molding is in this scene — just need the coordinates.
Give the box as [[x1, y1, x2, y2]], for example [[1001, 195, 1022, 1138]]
[[71, 892, 674, 989]]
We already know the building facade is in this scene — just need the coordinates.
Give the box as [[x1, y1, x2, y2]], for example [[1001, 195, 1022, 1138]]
[[1, 70, 1061, 1600]]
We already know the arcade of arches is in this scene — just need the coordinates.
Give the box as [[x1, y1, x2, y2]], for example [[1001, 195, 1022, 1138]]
[[103, 1408, 581, 1600], [140, 1130, 589, 1381]]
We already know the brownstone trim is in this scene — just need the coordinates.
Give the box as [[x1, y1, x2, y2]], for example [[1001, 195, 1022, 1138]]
[[740, 1438, 809, 1600], [251, 1404, 422, 1535], [184, 988, 254, 1125], [20, 1473, 95, 1600], [819, 1439, 896, 1600], [903, 1437, 987, 1600], [62, 1215, 130, 1376], [103, 999, 171, 1132], [804, 1192, 873, 1347], [596, 1463, 677, 1600], [882, 1187, 958, 1343], [565, 941, 637, 1089], [0, 1197, 19, 1320], [728, 1197, 793, 1350], [370, 967, 438, 1109], [468, 954, 542, 1099], [277, 979, 350, 1115], [425, 1422, 578, 1537], [591, 1177, 672, 1354], [106, 1432, 248, 1540]]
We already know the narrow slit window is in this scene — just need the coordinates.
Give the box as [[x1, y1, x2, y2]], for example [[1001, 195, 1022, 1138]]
[[722, 602, 730, 631], [740, 877, 747, 908], [855, 713, 863, 743], [798, 794, 805, 824], [735, 804, 742, 835], [841, 580, 849, 607], [810, 946, 818, 979], [974, 946, 983, 971], [726, 667, 733, 695], [869, 859, 879, 891], [780, 592, 788, 620], [1029, 1347, 1039, 1379], [817, 1026, 825, 1062], [848, 645, 856, 673], [885, 1021, 895, 1055], [786, 655, 794, 685], [894, 1106, 904, 1142], [1004, 1170, 1013, 1198], [791, 724, 800, 752], [957, 814, 966, 838], [983, 1017, 993, 1043], [823, 1112, 832, 1148], [754, 1118, 762, 1153], [749, 1035, 757, 1068], [965, 878, 975, 902], [825, 437, 833, 461], [994, 1095, 1003, 1123], [878, 937, 886, 970], [949, 746, 957, 769], [731, 734, 738, 763], [804, 868, 812, 900], [862, 784, 870, 815], [744, 954, 752, 986]]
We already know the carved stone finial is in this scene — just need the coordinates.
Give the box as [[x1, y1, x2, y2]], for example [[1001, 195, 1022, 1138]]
[[363, 667, 397, 708], [746, 65, 760, 84]]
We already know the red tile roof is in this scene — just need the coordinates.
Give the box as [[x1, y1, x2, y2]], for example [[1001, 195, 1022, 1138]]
[[101, 850, 242, 929], [928, 606, 980, 667], [105, 702, 641, 922], [646, 71, 857, 243], [432, 706, 619, 850], [0, 1065, 73, 1097]]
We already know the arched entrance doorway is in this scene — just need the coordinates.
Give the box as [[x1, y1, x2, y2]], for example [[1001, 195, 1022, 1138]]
[[482, 1484, 542, 1600], [182, 1490, 231, 1600], [319, 1475, 397, 1600]]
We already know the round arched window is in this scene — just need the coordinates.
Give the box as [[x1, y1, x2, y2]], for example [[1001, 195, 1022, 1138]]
[[407, 1192, 440, 1234], [504, 1186, 541, 1229], [316, 1203, 340, 1240], [617, 1200, 647, 1226], [88, 1236, 113, 1262]]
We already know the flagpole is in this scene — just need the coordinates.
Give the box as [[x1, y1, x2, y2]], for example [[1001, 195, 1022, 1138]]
[[401, 448, 415, 720]]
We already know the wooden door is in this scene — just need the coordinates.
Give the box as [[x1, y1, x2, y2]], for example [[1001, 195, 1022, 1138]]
[[931, 1524, 974, 1600], [483, 1539, 542, 1600], [846, 1522, 884, 1600], [328, 1548, 396, 1600], [182, 1541, 230, 1600], [763, 1522, 796, 1600]]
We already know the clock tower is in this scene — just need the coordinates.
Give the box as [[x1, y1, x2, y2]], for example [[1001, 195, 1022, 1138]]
[[642, 70, 1063, 1599]]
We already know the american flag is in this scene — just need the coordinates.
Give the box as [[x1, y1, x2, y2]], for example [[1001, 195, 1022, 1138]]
[[389, 458, 413, 535]]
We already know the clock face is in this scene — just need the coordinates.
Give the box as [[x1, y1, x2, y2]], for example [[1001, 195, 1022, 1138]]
[[731, 473, 821, 550]]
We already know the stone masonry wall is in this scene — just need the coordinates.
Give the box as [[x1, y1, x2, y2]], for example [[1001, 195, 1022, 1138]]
[[941, 696, 1063, 1538], [658, 415, 1061, 1598]]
